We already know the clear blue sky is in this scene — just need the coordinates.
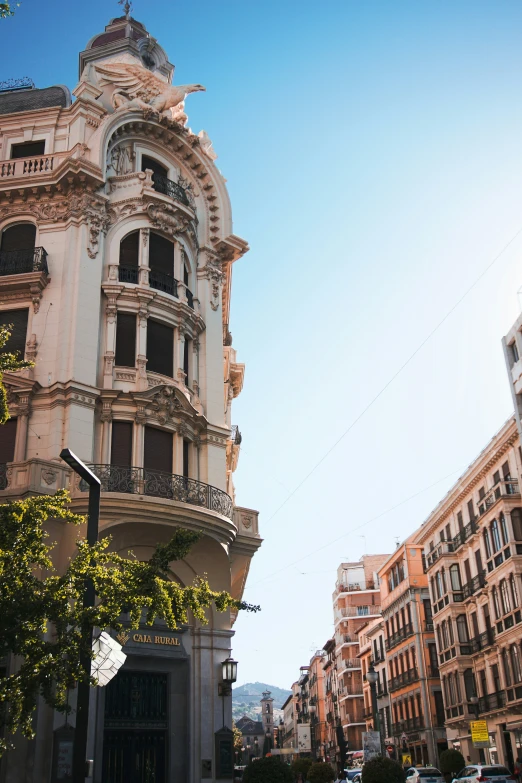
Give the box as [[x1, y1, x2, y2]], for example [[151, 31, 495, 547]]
[[4, 0, 522, 689]]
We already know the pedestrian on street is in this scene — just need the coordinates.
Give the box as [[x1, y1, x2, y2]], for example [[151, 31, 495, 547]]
[[514, 755, 522, 782]]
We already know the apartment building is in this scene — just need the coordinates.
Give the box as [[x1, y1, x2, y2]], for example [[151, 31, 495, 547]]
[[366, 619, 392, 744], [333, 556, 389, 752], [416, 417, 522, 768], [281, 688, 298, 752], [322, 637, 343, 766], [309, 650, 327, 760], [379, 540, 447, 767], [0, 12, 261, 783]]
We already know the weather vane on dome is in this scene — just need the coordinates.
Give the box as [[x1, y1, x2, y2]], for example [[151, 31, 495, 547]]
[[118, 0, 133, 20]]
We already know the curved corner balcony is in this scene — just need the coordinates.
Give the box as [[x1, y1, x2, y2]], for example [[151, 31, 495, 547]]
[[80, 464, 233, 520], [152, 173, 191, 208], [118, 265, 194, 309]]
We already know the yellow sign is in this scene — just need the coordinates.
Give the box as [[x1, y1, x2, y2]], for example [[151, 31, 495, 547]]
[[132, 633, 181, 647], [471, 720, 490, 748], [402, 754, 412, 766]]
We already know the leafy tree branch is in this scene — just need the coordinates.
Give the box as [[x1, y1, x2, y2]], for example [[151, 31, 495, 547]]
[[0, 324, 34, 423]]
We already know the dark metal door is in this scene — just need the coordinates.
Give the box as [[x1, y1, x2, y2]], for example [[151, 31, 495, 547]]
[[102, 671, 168, 783]]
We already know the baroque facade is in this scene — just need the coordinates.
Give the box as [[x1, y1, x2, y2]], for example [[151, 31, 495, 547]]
[[0, 12, 260, 783]]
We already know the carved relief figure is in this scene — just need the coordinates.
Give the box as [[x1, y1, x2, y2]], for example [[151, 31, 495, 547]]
[[110, 143, 135, 175], [94, 61, 205, 120]]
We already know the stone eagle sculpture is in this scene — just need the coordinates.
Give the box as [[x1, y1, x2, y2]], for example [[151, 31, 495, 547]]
[[94, 61, 205, 119]]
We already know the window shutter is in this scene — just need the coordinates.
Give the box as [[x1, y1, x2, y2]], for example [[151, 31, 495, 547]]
[[146, 320, 173, 377], [119, 232, 140, 267], [144, 427, 173, 474], [0, 223, 36, 251], [115, 313, 136, 367], [0, 309, 29, 356], [110, 421, 133, 467], [149, 232, 174, 276], [0, 418, 17, 462]]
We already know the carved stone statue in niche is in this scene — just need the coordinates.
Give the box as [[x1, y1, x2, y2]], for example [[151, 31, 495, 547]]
[[110, 143, 135, 176]]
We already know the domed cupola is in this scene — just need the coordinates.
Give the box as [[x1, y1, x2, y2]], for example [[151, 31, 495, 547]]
[[79, 2, 173, 82]]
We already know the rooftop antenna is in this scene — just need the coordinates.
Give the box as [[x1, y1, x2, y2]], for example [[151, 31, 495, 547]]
[[394, 537, 400, 549], [119, 0, 132, 20]]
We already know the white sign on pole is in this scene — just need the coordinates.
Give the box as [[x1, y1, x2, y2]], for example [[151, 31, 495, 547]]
[[297, 724, 311, 753], [362, 731, 381, 762]]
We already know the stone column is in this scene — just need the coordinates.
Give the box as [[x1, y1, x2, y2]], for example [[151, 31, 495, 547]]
[[139, 228, 150, 287], [100, 413, 112, 465], [103, 288, 120, 389], [177, 326, 186, 386], [13, 402, 30, 462], [134, 408, 146, 468], [136, 300, 149, 390]]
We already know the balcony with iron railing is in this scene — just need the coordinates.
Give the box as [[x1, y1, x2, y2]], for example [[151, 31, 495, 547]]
[[452, 519, 478, 552], [341, 659, 362, 670], [385, 623, 414, 651], [0, 247, 49, 277], [424, 541, 455, 570], [477, 690, 506, 714], [151, 172, 191, 207], [117, 265, 195, 309], [461, 571, 487, 600], [78, 464, 233, 519], [335, 605, 381, 620], [388, 668, 419, 692], [391, 717, 425, 735], [478, 480, 520, 517], [470, 627, 495, 654]]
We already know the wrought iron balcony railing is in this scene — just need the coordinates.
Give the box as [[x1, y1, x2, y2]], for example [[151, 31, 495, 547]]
[[470, 627, 495, 654], [152, 173, 190, 207], [478, 480, 520, 515], [477, 690, 506, 713], [391, 717, 425, 735], [453, 519, 478, 551], [385, 623, 414, 651], [149, 268, 179, 297], [388, 668, 419, 692], [462, 571, 487, 600], [80, 464, 233, 519], [118, 264, 139, 284], [0, 247, 48, 277]]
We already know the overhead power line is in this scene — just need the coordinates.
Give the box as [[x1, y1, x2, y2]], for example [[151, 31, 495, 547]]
[[263, 224, 522, 526]]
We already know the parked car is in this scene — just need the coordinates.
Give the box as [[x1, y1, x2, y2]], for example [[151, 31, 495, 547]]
[[345, 770, 362, 781], [351, 773, 362, 783], [406, 768, 444, 783], [451, 765, 517, 782]]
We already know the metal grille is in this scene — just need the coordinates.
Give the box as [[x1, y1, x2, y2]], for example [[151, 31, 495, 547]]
[[152, 173, 190, 206], [82, 464, 234, 519], [0, 247, 48, 276], [118, 265, 139, 284], [149, 268, 178, 297]]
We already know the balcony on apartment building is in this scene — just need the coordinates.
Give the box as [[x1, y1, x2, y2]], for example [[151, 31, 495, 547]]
[[335, 605, 381, 621], [385, 623, 414, 651], [334, 580, 376, 598], [391, 717, 425, 735], [340, 659, 362, 671], [338, 683, 363, 700], [432, 572, 487, 617], [388, 668, 419, 693], [477, 690, 507, 714], [0, 223, 50, 301], [335, 633, 358, 647]]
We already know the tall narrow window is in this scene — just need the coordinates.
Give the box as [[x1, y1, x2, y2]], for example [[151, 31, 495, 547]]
[[110, 421, 133, 467], [467, 499, 475, 522], [144, 427, 173, 474], [501, 580, 511, 615], [148, 232, 176, 296], [475, 548, 483, 576], [0, 418, 17, 463], [491, 519, 501, 553], [0, 309, 29, 359], [463, 669, 476, 700], [511, 574, 519, 608], [484, 529, 492, 559], [492, 587, 501, 620], [115, 313, 136, 367], [512, 342, 520, 364], [500, 513, 509, 546], [147, 320, 173, 377], [450, 564, 461, 591], [470, 612, 480, 639], [503, 649, 512, 687], [511, 645, 522, 683], [492, 663, 501, 693], [119, 231, 139, 283], [457, 511, 464, 531], [512, 509, 522, 541], [142, 155, 167, 183], [456, 615, 469, 643]]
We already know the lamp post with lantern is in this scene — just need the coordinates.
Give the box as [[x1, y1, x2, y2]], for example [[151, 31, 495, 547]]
[[366, 663, 384, 756], [218, 656, 238, 727]]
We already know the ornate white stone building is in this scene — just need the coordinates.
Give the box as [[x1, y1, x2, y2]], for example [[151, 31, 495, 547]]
[[0, 11, 261, 783]]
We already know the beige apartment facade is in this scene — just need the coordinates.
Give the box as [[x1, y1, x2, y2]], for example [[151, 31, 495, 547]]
[[417, 417, 522, 769], [333, 556, 388, 754], [0, 12, 260, 783]]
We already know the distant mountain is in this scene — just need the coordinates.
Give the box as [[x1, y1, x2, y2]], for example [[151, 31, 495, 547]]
[[232, 682, 291, 709], [232, 682, 291, 723]]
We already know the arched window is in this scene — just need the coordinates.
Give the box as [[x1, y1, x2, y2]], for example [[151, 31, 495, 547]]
[[484, 529, 492, 559], [500, 513, 509, 546], [503, 649, 512, 687], [456, 615, 469, 643], [450, 564, 461, 591], [501, 580, 512, 615], [119, 231, 139, 283], [510, 645, 522, 683], [0, 222, 36, 252], [511, 575, 519, 608], [492, 587, 501, 620], [142, 154, 168, 191], [491, 519, 501, 553]]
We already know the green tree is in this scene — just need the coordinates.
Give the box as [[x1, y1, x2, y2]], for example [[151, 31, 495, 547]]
[[243, 756, 293, 783], [0, 324, 33, 423], [0, 2, 20, 18], [307, 761, 335, 783], [439, 749, 465, 782], [361, 756, 406, 783], [0, 491, 259, 755], [291, 758, 313, 780]]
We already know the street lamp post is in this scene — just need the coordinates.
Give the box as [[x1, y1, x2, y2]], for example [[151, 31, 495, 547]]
[[366, 664, 383, 755], [59, 449, 101, 783], [469, 695, 479, 719], [218, 656, 238, 727]]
